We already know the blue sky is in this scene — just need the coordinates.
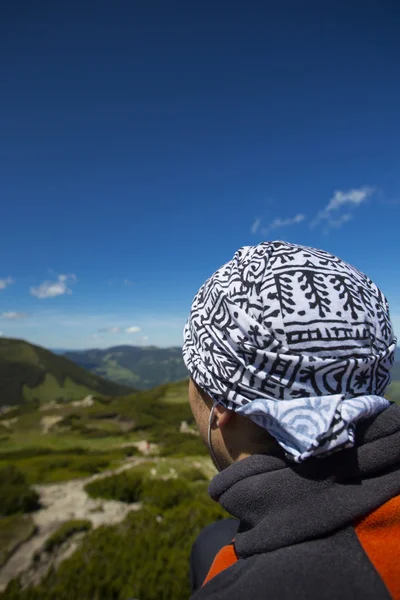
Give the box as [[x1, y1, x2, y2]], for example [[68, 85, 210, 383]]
[[1, 1, 399, 350]]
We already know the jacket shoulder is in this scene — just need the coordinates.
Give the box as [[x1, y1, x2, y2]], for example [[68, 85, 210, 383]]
[[191, 527, 390, 600]]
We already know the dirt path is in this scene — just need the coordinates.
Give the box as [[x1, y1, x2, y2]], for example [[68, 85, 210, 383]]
[[0, 458, 148, 592], [40, 416, 63, 434]]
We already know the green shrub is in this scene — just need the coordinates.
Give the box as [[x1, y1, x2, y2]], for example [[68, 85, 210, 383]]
[[77, 427, 116, 438], [387, 382, 400, 404], [84, 466, 195, 510], [0, 514, 36, 568], [0, 447, 117, 485], [0, 447, 88, 461], [44, 520, 92, 552], [85, 470, 144, 503], [93, 395, 113, 405], [180, 467, 207, 482], [57, 414, 81, 428], [85, 456, 209, 508], [120, 445, 140, 457], [158, 432, 207, 457], [141, 478, 193, 510], [0, 452, 113, 485], [2, 491, 229, 600], [0, 465, 39, 516], [0, 399, 39, 421]]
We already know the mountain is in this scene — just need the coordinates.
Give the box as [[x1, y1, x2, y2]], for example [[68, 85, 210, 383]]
[[65, 345, 400, 392], [63, 345, 187, 390], [0, 338, 133, 408], [391, 359, 400, 381]]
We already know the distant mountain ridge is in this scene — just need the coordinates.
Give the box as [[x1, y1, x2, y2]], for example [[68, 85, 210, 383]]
[[0, 338, 133, 407], [63, 345, 400, 392], [391, 359, 400, 381], [1, 338, 397, 407], [63, 345, 187, 390]]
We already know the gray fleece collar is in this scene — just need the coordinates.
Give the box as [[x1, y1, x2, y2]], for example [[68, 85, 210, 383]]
[[209, 403, 400, 557]]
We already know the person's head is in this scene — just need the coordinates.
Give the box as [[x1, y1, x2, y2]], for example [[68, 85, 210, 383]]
[[183, 241, 396, 471]]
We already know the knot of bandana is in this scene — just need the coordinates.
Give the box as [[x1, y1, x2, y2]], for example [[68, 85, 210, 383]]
[[183, 241, 397, 462]]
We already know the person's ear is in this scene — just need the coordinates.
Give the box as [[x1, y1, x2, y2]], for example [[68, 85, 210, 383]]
[[213, 404, 233, 429]]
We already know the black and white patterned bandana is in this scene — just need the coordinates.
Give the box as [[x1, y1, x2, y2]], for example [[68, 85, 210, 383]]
[[183, 241, 396, 462]]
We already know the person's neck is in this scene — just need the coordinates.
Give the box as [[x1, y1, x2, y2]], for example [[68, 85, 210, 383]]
[[229, 441, 283, 465]]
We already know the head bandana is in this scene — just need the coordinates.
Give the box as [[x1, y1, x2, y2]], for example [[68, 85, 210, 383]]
[[183, 241, 396, 462]]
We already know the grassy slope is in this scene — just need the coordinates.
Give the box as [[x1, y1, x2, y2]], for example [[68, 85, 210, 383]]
[[0, 378, 204, 484], [1, 371, 400, 599], [391, 360, 400, 381], [0, 515, 36, 568], [387, 381, 400, 403], [0, 338, 133, 407], [64, 345, 188, 389], [0, 376, 218, 600]]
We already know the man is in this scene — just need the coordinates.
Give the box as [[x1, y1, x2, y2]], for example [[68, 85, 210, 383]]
[[182, 241, 399, 599]]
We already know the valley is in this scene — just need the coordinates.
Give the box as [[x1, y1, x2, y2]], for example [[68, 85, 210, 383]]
[[63, 345, 187, 390], [0, 364, 223, 600], [0, 337, 399, 600]]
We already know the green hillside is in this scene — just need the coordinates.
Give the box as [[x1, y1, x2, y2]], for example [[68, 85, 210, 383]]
[[387, 381, 400, 403], [0, 379, 200, 465], [391, 360, 400, 381], [387, 358, 400, 403], [0, 338, 133, 408], [64, 345, 187, 389], [64, 347, 400, 392], [1, 366, 400, 599], [0, 378, 222, 600]]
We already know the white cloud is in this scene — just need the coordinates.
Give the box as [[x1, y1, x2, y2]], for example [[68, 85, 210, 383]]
[[311, 186, 375, 229], [143, 335, 149, 342], [0, 331, 3, 336], [30, 274, 77, 299], [326, 213, 353, 229], [123, 278, 133, 286], [126, 326, 141, 334], [262, 213, 305, 235], [1, 312, 29, 320], [98, 325, 140, 334], [251, 217, 261, 234], [326, 187, 374, 211], [0, 277, 14, 290]]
